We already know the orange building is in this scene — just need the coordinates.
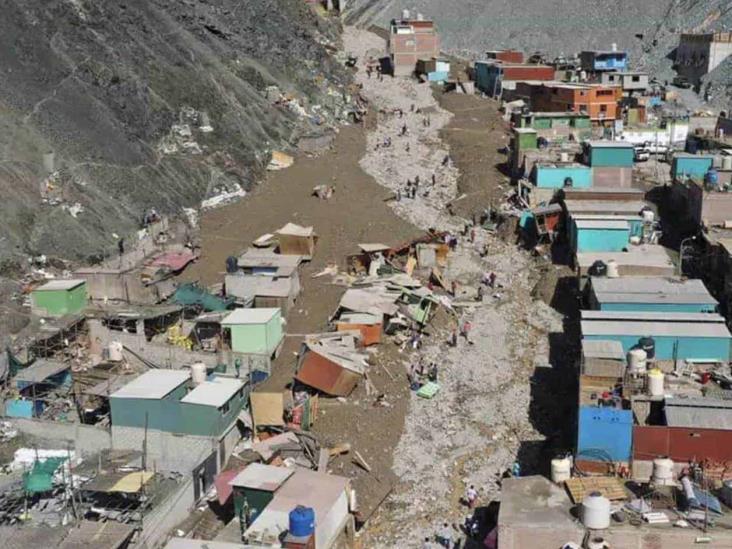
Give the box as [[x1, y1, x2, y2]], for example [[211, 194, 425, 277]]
[[518, 82, 623, 124]]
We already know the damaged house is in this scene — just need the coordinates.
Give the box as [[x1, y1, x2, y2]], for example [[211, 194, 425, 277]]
[[295, 332, 369, 397]]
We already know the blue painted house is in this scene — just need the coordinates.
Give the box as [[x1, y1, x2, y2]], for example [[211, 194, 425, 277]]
[[671, 153, 714, 180], [5, 359, 71, 418], [584, 141, 635, 167], [577, 406, 633, 462], [581, 310, 732, 361], [570, 218, 630, 253], [580, 50, 629, 72], [588, 277, 718, 313], [532, 163, 592, 189]]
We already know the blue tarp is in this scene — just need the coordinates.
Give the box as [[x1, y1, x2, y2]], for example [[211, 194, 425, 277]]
[[5, 399, 35, 418]]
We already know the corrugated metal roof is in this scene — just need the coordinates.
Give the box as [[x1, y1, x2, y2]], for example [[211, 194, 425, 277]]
[[591, 277, 718, 305], [577, 246, 675, 268], [165, 538, 256, 549], [581, 310, 725, 323], [221, 308, 280, 325], [228, 463, 294, 490], [110, 370, 190, 400], [565, 200, 647, 215], [34, 279, 85, 292], [181, 377, 244, 408], [665, 398, 732, 430], [14, 359, 69, 384], [574, 219, 629, 230], [225, 275, 294, 299], [581, 339, 625, 360], [581, 320, 731, 338], [237, 248, 302, 269]]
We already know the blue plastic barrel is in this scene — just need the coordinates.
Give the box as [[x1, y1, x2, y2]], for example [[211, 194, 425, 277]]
[[705, 168, 719, 188], [289, 506, 315, 537]]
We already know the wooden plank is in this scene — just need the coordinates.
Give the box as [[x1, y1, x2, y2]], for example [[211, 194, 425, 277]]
[[565, 476, 626, 504], [317, 449, 329, 473]]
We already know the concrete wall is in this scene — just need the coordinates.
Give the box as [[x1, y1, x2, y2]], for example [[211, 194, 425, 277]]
[[139, 476, 195, 549], [7, 417, 111, 456]]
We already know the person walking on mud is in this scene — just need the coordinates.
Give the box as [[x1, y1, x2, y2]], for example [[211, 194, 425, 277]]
[[460, 320, 473, 344]]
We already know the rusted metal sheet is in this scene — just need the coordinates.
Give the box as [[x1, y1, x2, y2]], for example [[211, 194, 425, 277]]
[[633, 426, 732, 462], [336, 322, 382, 346], [295, 350, 361, 397]]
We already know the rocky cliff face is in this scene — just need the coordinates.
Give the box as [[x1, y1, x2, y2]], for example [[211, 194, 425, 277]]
[[0, 0, 349, 262]]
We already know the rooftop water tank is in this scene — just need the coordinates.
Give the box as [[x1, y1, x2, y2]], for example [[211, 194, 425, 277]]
[[582, 492, 611, 530], [652, 457, 675, 486], [723, 156, 732, 171], [641, 209, 655, 224], [647, 369, 664, 397], [606, 259, 619, 278], [402, 9, 410, 20], [191, 362, 207, 386], [705, 168, 720, 190], [108, 341, 124, 362], [551, 456, 572, 484], [289, 506, 315, 537], [627, 348, 647, 375]]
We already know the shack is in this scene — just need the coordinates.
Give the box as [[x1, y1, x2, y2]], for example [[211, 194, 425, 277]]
[[587, 277, 718, 313], [229, 463, 294, 524], [5, 359, 71, 418], [583, 141, 635, 187], [31, 279, 87, 317], [295, 332, 369, 397], [221, 308, 284, 358], [671, 153, 714, 180], [532, 163, 592, 189], [580, 310, 732, 362], [276, 223, 318, 259]]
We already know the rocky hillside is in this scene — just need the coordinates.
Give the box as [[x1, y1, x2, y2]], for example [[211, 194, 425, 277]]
[[0, 0, 349, 263]]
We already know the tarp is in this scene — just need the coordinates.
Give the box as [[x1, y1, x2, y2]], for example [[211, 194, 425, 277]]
[[170, 283, 234, 312], [109, 471, 154, 493], [23, 457, 66, 493], [250, 392, 284, 427]]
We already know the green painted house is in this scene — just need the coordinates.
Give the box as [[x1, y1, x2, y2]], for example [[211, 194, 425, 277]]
[[109, 370, 246, 438], [31, 279, 87, 317], [515, 112, 592, 131], [222, 308, 284, 357], [584, 141, 635, 167], [229, 463, 294, 523]]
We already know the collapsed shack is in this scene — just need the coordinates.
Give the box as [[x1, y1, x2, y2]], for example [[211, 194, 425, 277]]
[[295, 332, 370, 397], [275, 223, 318, 260], [4, 359, 72, 419]]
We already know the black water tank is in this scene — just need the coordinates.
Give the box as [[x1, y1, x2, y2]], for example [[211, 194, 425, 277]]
[[225, 256, 238, 274], [590, 260, 607, 277], [639, 337, 656, 360]]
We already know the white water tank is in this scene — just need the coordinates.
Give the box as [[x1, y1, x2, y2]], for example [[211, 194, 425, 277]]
[[551, 456, 572, 484], [582, 492, 611, 530], [587, 537, 610, 549], [108, 341, 124, 362], [628, 348, 647, 374], [611, 43, 618, 52], [629, 235, 642, 245], [681, 475, 695, 502], [723, 156, 732, 170], [642, 210, 655, 224], [416, 12, 424, 21], [560, 151, 570, 162], [652, 457, 675, 486], [606, 259, 619, 278], [647, 368, 664, 397], [191, 362, 207, 386], [402, 9, 410, 20]]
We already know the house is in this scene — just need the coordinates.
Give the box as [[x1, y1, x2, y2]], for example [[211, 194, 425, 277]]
[[485, 49, 523, 63], [580, 310, 732, 362], [676, 32, 732, 84], [109, 370, 247, 492], [511, 111, 592, 141], [237, 465, 353, 549], [295, 332, 369, 396], [587, 277, 718, 313], [388, 15, 440, 76], [221, 308, 284, 358], [518, 82, 622, 124], [583, 141, 635, 187], [276, 223, 318, 259], [31, 279, 87, 317], [570, 218, 631, 253], [619, 118, 689, 147], [334, 312, 383, 346], [229, 463, 294, 524], [575, 245, 676, 288], [671, 153, 714, 180], [415, 57, 450, 81], [580, 48, 629, 72], [474, 62, 554, 97], [599, 71, 649, 93], [532, 162, 592, 189]]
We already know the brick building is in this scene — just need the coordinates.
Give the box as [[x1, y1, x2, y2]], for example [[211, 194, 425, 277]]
[[474, 62, 555, 98], [516, 82, 622, 124], [388, 16, 440, 76]]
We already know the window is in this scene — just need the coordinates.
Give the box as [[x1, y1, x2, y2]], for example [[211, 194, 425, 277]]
[[600, 105, 608, 112], [632, 75, 640, 82], [221, 401, 230, 415]]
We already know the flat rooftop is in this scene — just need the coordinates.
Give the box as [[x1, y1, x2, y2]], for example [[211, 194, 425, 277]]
[[574, 219, 629, 229], [221, 308, 279, 325], [181, 376, 244, 408], [34, 279, 86, 292], [590, 277, 718, 305], [111, 369, 190, 400]]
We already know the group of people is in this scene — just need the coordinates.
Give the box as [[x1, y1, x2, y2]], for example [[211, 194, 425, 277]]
[[422, 486, 481, 548], [408, 358, 438, 391]]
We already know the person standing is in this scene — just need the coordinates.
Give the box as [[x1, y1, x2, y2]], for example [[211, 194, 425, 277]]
[[465, 485, 478, 509], [436, 523, 453, 548], [460, 320, 472, 343]]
